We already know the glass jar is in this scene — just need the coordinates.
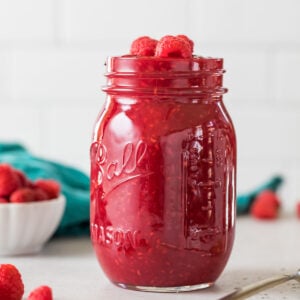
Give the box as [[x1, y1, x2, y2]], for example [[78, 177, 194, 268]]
[[90, 56, 236, 292]]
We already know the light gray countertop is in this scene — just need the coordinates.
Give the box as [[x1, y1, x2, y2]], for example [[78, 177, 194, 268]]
[[3, 215, 300, 300]]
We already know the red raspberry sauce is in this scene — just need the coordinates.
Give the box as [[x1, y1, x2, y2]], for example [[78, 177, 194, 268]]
[[90, 56, 236, 288]]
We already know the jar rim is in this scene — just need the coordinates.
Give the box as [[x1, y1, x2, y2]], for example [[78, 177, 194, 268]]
[[106, 55, 224, 74], [108, 55, 223, 62], [104, 55, 227, 96]]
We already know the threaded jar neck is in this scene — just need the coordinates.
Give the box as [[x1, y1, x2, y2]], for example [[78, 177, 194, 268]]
[[103, 56, 227, 97]]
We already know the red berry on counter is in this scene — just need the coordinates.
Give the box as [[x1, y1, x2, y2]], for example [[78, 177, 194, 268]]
[[0, 164, 21, 197], [27, 285, 53, 300], [34, 180, 60, 199], [130, 36, 158, 56], [296, 202, 300, 219], [0, 264, 24, 300], [10, 188, 36, 203], [251, 190, 281, 220], [155, 35, 192, 58], [0, 197, 9, 204]]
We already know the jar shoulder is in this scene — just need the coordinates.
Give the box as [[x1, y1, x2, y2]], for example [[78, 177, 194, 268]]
[[92, 99, 235, 143]]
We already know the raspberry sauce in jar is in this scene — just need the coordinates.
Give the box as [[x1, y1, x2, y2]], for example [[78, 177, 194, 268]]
[[90, 56, 236, 292]]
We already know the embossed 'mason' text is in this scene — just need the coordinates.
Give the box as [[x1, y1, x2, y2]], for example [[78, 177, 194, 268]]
[[91, 223, 141, 249]]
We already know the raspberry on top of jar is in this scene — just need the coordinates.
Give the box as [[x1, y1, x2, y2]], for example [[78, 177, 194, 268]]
[[130, 35, 194, 58], [105, 35, 225, 97]]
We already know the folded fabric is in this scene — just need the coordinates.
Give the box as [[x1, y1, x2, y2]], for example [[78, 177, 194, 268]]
[[0, 143, 90, 236]]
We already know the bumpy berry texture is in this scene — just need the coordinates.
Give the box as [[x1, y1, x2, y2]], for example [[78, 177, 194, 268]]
[[155, 35, 192, 58], [129, 35, 194, 58], [27, 285, 53, 300], [0, 264, 24, 300], [130, 36, 158, 56], [176, 34, 194, 52], [0, 164, 21, 197], [10, 188, 37, 203], [0, 163, 61, 203], [251, 190, 281, 219], [34, 180, 60, 199]]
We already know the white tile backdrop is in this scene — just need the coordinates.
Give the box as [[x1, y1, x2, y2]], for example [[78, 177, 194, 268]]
[[0, 0, 300, 210]]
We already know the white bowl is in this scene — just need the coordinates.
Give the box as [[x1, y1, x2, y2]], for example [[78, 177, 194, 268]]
[[0, 195, 65, 256]]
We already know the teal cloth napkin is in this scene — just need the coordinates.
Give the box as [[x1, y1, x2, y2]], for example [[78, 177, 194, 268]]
[[0, 143, 90, 236], [0, 143, 284, 236]]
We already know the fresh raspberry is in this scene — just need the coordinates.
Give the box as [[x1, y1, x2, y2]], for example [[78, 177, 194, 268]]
[[26, 180, 36, 189], [0, 197, 9, 204], [27, 285, 53, 300], [0, 164, 21, 197], [14, 169, 29, 188], [33, 188, 49, 201], [0, 264, 24, 300], [34, 180, 60, 199], [155, 35, 192, 58], [251, 190, 281, 219], [10, 188, 36, 203], [177, 35, 194, 52], [130, 36, 158, 56], [296, 202, 300, 219]]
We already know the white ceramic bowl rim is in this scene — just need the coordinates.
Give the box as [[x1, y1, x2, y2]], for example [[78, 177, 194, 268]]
[[0, 194, 65, 209]]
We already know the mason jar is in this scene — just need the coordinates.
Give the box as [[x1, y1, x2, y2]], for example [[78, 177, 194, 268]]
[[90, 55, 236, 292]]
